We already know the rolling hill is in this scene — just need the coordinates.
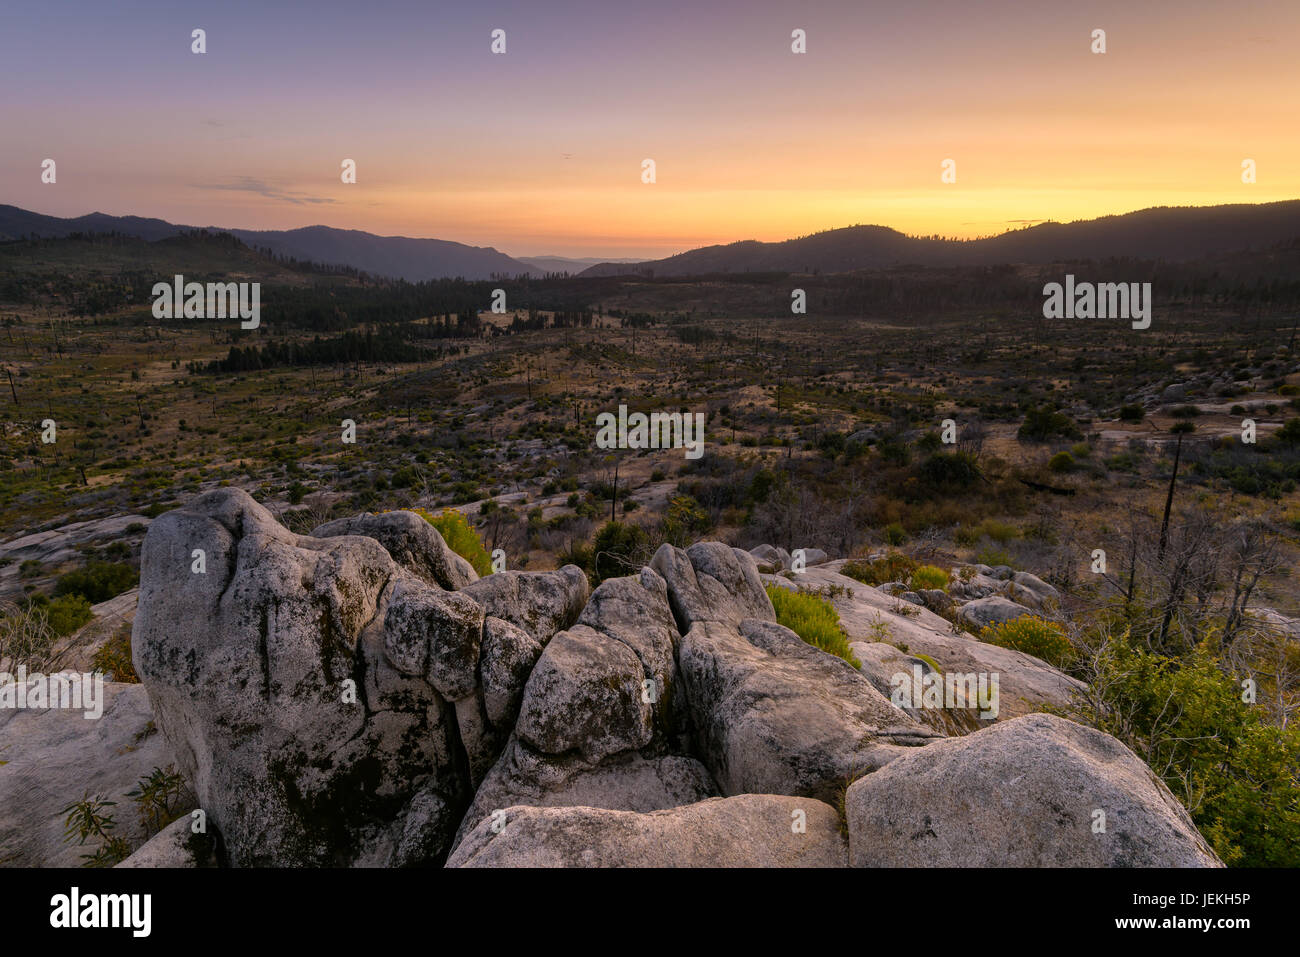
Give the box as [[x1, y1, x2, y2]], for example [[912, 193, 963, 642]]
[[0, 206, 537, 281], [579, 202, 1300, 277]]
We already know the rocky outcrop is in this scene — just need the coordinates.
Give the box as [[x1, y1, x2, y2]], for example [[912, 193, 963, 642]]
[[133, 488, 497, 866], [460, 566, 589, 645], [448, 794, 847, 867], [651, 542, 773, 631], [678, 617, 939, 804], [850, 640, 983, 736], [114, 496, 1220, 871], [845, 713, 1223, 867], [313, 510, 478, 590], [454, 741, 717, 847], [450, 568, 697, 848]]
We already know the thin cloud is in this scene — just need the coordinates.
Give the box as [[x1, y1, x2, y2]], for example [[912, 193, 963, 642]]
[[194, 176, 337, 206]]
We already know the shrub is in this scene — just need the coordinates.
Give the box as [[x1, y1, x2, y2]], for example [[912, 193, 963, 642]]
[[54, 561, 138, 604], [1078, 637, 1300, 867], [909, 565, 949, 591], [764, 585, 860, 667], [842, 552, 917, 586], [90, 623, 138, 682], [661, 495, 710, 545], [411, 508, 493, 577], [1048, 451, 1074, 473], [979, 615, 1071, 667], [1119, 404, 1145, 422], [917, 451, 981, 488], [1276, 417, 1300, 444], [126, 766, 191, 836], [1018, 407, 1082, 442], [45, 594, 93, 637], [591, 521, 648, 584], [883, 522, 907, 546], [975, 518, 1018, 544], [974, 546, 1015, 568]]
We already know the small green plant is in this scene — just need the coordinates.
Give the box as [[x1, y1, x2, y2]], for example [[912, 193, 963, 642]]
[[1048, 451, 1074, 473], [866, 613, 891, 643], [909, 565, 949, 591], [765, 585, 860, 668], [61, 794, 131, 867], [127, 766, 192, 836], [411, 507, 493, 576], [90, 623, 138, 682], [883, 523, 907, 546], [979, 615, 1072, 668]]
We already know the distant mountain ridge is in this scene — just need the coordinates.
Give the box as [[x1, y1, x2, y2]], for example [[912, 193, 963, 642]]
[[578, 202, 1300, 277], [3, 201, 1297, 282], [0, 206, 538, 281]]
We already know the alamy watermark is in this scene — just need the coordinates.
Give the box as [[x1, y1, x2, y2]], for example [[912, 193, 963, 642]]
[[1042, 274, 1151, 330], [596, 404, 705, 459], [0, 667, 105, 719], [890, 664, 999, 719], [152, 274, 260, 329]]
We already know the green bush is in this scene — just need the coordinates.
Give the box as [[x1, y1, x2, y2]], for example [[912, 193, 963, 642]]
[[979, 615, 1071, 667], [765, 585, 860, 667], [917, 451, 980, 488], [54, 561, 138, 604], [1018, 407, 1082, 442], [909, 565, 949, 591], [974, 545, 1015, 568], [591, 521, 648, 584], [842, 552, 917, 586], [90, 623, 138, 682], [1079, 636, 1300, 867], [1048, 451, 1074, 473], [46, 594, 93, 637], [1276, 417, 1300, 444], [411, 507, 493, 577], [661, 494, 711, 546], [883, 523, 907, 546]]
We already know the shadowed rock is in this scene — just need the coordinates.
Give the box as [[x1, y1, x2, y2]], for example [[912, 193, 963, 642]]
[[134, 488, 485, 866], [677, 619, 940, 804], [448, 794, 847, 868], [845, 713, 1223, 867], [116, 816, 219, 868], [0, 681, 175, 867]]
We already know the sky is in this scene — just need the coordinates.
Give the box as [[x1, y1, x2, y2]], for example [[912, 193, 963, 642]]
[[1, 0, 1297, 258]]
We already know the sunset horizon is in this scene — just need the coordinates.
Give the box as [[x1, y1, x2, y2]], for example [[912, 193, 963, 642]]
[[4, 0, 1298, 257]]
